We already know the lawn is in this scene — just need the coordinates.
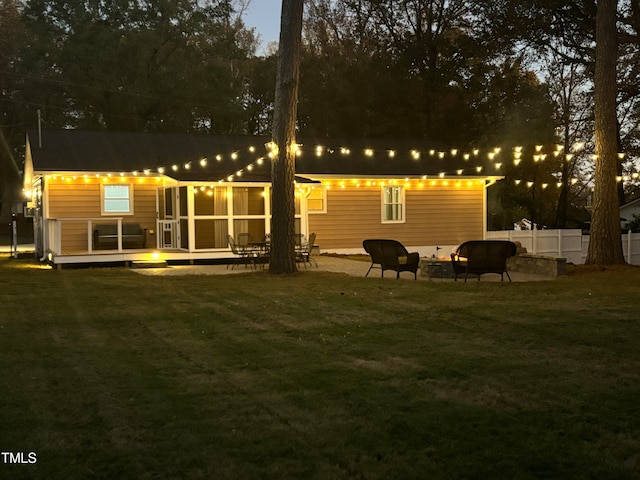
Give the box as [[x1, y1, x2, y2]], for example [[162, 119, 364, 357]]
[[1, 255, 639, 479]]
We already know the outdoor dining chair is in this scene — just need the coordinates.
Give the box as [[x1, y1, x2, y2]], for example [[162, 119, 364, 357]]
[[296, 232, 317, 268], [227, 234, 252, 269], [237, 232, 252, 248]]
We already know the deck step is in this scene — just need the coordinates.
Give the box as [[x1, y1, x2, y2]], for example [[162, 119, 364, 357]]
[[130, 260, 168, 269]]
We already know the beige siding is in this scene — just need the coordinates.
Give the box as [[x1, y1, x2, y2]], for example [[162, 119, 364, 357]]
[[308, 184, 485, 249], [47, 179, 159, 252]]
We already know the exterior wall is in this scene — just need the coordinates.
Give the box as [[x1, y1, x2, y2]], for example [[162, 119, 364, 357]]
[[620, 199, 640, 228], [308, 182, 486, 250], [46, 177, 160, 253]]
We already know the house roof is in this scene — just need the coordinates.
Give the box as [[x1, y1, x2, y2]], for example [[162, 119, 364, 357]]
[[28, 130, 272, 182], [620, 197, 640, 211], [28, 129, 499, 182]]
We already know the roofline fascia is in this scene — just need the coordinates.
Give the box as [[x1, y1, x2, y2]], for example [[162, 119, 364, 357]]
[[180, 180, 272, 187], [302, 174, 504, 181], [34, 170, 175, 180]]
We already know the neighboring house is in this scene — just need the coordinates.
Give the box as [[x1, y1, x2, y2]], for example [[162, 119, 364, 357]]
[[23, 129, 502, 266], [620, 197, 640, 231]]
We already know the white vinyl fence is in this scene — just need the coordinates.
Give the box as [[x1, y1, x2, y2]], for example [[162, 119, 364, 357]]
[[486, 229, 640, 265]]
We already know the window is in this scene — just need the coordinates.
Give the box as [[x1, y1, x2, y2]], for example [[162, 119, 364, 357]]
[[307, 186, 327, 213], [101, 184, 133, 215], [382, 186, 404, 223]]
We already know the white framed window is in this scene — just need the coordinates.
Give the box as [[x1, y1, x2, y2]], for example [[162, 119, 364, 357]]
[[307, 186, 327, 213], [101, 184, 134, 215], [381, 186, 404, 223]]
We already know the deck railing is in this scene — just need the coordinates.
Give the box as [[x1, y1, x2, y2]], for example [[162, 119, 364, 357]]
[[48, 217, 127, 255]]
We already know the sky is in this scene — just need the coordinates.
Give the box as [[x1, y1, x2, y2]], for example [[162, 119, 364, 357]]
[[242, 0, 283, 53]]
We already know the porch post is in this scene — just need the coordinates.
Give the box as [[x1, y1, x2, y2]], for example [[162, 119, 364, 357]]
[[187, 186, 195, 252], [88, 219, 93, 253]]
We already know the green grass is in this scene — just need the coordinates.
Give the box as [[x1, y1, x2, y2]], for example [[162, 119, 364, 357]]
[[1, 256, 639, 479]]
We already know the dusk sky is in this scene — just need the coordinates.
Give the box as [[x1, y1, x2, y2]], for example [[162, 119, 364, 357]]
[[243, 0, 282, 53]]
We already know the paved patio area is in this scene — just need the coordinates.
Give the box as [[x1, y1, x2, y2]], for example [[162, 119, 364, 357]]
[[133, 255, 554, 282]]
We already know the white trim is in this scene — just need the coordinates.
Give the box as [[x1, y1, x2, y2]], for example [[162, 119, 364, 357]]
[[101, 183, 134, 216], [187, 185, 196, 251], [264, 185, 272, 235], [483, 180, 488, 238], [307, 185, 327, 214]]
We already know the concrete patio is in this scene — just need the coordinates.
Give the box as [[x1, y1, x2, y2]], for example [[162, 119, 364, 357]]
[[133, 254, 554, 282]]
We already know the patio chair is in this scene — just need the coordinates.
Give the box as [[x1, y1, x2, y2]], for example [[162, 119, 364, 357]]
[[252, 235, 270, 268], [227, 234, 251, 269], [237, 232, 252, 248], [362, 239, 420, 279], [451, 240, 517, 282], [296, 233, 317, 268]]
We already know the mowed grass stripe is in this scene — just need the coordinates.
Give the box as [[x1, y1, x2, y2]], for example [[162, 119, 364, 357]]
[[1, 257, 639, 479]]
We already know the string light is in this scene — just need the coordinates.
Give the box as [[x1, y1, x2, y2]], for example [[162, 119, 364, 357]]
[[41, 141, 638, 192]]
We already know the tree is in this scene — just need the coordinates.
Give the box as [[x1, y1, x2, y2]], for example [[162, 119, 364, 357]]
[[586, 0, 625, 264], [543, 45, 593, 228], [269, 0, 304, 274], [17, 0, 254, 133], [0, 0, 26, 222]]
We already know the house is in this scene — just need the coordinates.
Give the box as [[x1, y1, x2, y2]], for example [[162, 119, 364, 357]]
[[620, 197, 640, 232], [23, 129, 502, 267]]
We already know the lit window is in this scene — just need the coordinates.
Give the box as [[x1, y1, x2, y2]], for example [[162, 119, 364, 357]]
[[308, 186, 326, 213], [382, 186, 404, 223], [101, 184, 133, 215]]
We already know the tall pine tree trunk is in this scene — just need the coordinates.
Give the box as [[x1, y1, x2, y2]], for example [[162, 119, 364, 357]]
[[269, 0, 304, 274], [586, 0, 625, 264]]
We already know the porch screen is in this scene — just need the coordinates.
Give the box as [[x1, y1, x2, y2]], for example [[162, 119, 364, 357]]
[[194, 187, 228, 248], [194, 187, 227, 215]]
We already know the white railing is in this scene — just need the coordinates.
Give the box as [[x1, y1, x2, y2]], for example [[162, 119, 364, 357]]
[[487, 229, 640, 265], [48, 217, 126, 255]]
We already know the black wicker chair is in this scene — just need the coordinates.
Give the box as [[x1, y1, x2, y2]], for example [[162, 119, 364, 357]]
[[363, 239, 420, 279], [451, 240, 517, 282]]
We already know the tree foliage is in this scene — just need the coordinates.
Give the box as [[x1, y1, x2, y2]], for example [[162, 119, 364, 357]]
[[18, 0, 254, 132], [0, 0, 26, 221]]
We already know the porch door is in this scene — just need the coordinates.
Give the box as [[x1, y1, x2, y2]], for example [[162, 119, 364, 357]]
[[157, 187, 180, 248]]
